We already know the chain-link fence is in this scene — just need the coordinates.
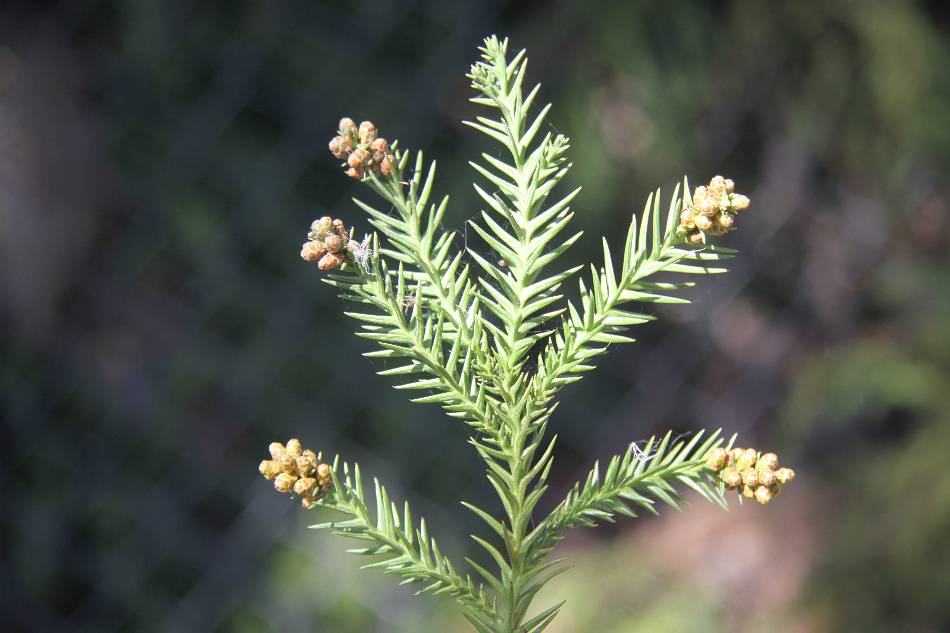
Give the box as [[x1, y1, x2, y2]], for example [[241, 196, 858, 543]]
[[3, 2, 948, 632]]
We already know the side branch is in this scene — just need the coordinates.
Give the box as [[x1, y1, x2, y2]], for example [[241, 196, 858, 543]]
[[326, 242, 498, 432], [310, 460, 500, 628], [524, 431, 727, 565]]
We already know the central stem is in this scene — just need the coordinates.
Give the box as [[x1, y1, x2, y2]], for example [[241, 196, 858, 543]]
[[501, 423, 530, 633]]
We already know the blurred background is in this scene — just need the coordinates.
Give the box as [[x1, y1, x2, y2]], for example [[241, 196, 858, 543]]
[[2, 1, 949, 632]]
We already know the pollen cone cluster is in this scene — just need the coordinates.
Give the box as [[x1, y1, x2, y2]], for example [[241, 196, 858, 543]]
[[678, 175, 751, 244], [705, 446, 794, 505], [328, 117, 396, 179], [259, 438, 333, 508], [300, 216, 363, 271]]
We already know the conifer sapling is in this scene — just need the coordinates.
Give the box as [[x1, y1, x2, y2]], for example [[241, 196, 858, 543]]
[[258, 35, 795, 633]]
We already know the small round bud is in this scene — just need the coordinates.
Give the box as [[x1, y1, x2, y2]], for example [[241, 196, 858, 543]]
[[331, 219, 347, 237], [680, 209, 696, 230], [348, 149, 370, 169], [380, 154, 394, 177], [274, 472, 297, 493], [692, 186, 707, 205], [301, 495, 316, 509], [370, 137, 388, 157], [318, 252, 345, 271], [757, 468, 777, 487], [737, 449, 759, 471], [286, 439, 302, 457], [259, 459, 280, 480], [328, 135, 352, 159], [720, 467, 742, 489], [706, 448, 729, 471], [724, 178, 735, 193], [717, 212, 735, 229], [269, 442, 285, 460], [296, 455, 315, 477], [358, 121, 377, 144], [686, 230, 704, 245], [730, 448, 744, 463], [757, 453, 779, 471], [293, 477, 317, 496], [754, 485, 773, 505], [311, 217, 333, 235], [324, 233, 344, 253], [709, 175, 726, 194], [730, 194, 750, 211], [339, 117, 356, 133], [302, 449, 317, 462], [279, 453, 297, 474], [695, 214, 713, 231], [301, 241, 326, 262], [742, 468, 759, 487], [775, 467, 795, 485], [346, 239, 360, 253], [699, 197, 718, 216], [741, 484, 755, 498], [316, 463, 333, 486], [346, 167, 362, 179]]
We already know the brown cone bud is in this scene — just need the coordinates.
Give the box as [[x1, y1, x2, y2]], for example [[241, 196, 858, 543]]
[[328, 135, 352, 159], [717, 212, 735, 229], [301, 241, 326, 262], [737, 449, 759, 471], [730, 194, 750, 211], [293, 477, 317, 496], [687, 230, 704, 244], [699, 197, 718, 216], [380, 155, 393, 177], [278, 453, 297, 474], [757, 453, 779, 471], [339, 117, 356, 133], [286, 439, 302, 457], [692, 186, 707, 206], [721, 467, 742, 489], [318, 252, 345, 271], [316, 463, 333, 486], [358, 121, 377, 144], [348, 149, 370, 169], [316, 216, 333, 231], [301, 495, 316, 509], [754, 485, 773, 504], [274, 472, 297, 493], [269, 442, 285, 460], [706, 448, 728, 471], [680, 209, 696, 230], [346, 167, 362, 179], [324, 234, 344, 253], [757, 468, 777, 487], [695, 214, 713, 231], [742, 468, 759, 487], [775, 467, 796, 485], [296, 455, 315, 477], [259, 460, 280, 480], [370, 137, 388, 159]]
